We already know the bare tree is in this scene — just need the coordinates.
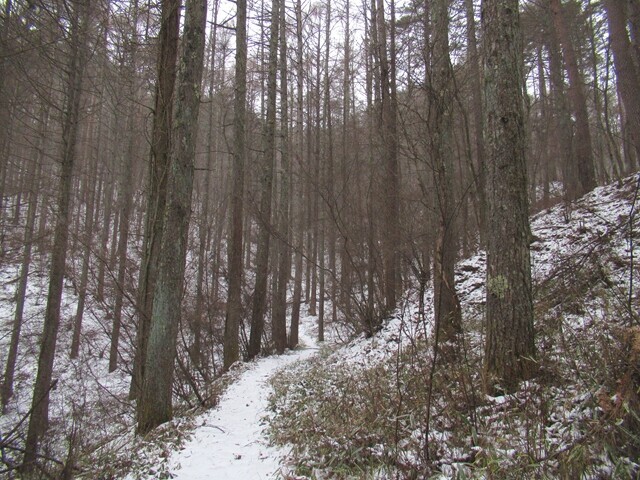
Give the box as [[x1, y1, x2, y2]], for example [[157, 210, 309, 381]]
[[247, 0, 279, 359], [22, 0, 88, 469], [549, 0, 596, 199], [272, 0, 291, 354], [223, 0, 248, 370], [2, 102, 48, 411], [428, 0, 462, 344]]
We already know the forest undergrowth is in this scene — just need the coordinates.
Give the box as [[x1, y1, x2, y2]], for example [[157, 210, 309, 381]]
[[266, 175, 640, 479]]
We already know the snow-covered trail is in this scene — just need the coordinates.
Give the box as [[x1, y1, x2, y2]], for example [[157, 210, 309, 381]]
[[166, 316, 319, 479]]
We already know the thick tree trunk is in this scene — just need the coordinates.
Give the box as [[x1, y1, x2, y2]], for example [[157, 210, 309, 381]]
[[375, 0, 399, 312], [465, 0, 487, 241], [130, 0, 180, 398], [137, 0, 206, 432], [289, 0, 305, 349], [482, 0, 536, 394], [272, 0, 290, 355]]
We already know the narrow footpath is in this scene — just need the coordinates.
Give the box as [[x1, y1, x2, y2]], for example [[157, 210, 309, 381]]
[[166, 316, 319, 479]]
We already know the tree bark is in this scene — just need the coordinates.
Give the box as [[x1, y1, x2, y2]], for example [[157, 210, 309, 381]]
[[272, 0, 291, 355], [549, 0, 596, 199], [375, 0, 399, 312], [482, 0, 536, 394], [130, 0, 180, 398], [288, 0, 305, 349], [223, 0, 248, 370], [248, 0, 279, 359], [22, 0, 87, 469], [604, 0, 640, 173], [429, 0, 462, 344], [137, 0, 207, 432], [465, 0, 487, 241]]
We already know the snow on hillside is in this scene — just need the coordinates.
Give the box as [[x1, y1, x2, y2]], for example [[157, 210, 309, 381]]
[[0, 237, 133, 475], [265, 174, 640, 478], [1, 175, 638, 478], [331, 174, 639, 371]]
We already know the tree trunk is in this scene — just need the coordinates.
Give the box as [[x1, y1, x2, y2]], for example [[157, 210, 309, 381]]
[[223, 0, 248, 370], [289, 0, 305, 349], [429, 0, 462, 344], [22, 0, 87, 469], [71, 114, 99, 360], [137, 0, 206, 432], [465, 0, 487, 241], [96, 171, 113, 302], [272, 0, 290, 355], [545, 13, 573, 199], [549, 0, 596, 199], [604, 0, 640, 173], [2, 103, 47, 411], [375, 0, 399, 312], [109, 80, 138, 372], [192, 0, 219, 377], [248, 0, 279, 359], [130, 0, 180, 398], [482, 0, 536, 394]]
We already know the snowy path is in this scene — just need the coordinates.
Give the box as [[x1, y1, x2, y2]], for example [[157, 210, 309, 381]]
[[166, 317, 319, 479]]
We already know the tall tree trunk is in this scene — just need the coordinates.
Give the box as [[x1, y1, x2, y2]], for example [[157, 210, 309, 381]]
[[546, 13, 573, 198], [604, 0, 640, 173], [70, 113, 99, 360], [429, 0, 461, 343], [339, 0, 353, 319], [248, 0, 279, 359], [130, 0, 181, 398], [482, 0, 535, 394], [288, 0, 305, 349], [137, 0, 207, 432], [549, 0, 597, 199], [22, 0, 87, 469], [223, 0, 248, 369], [2, 102, 47, 411], [375, 0, 399, 311], [96, 171, 113, 302], [193, 0, 219, 377], [109, 75, 138, 372], [465, 0, 487, 241], [272, 0, 290, 355]]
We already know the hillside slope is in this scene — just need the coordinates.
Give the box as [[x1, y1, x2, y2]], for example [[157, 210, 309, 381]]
[[1, 175, 638, 479], [267, 175, 640, 479]]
